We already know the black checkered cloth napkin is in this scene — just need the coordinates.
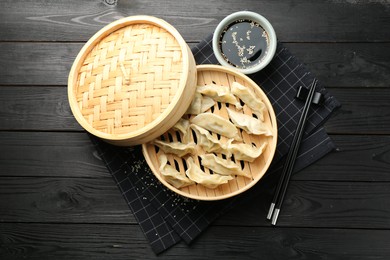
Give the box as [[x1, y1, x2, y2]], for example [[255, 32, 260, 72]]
[[90, 34, 341, 254]]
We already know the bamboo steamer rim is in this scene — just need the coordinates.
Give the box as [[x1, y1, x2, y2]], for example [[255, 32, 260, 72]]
[[68, 15, 194, 143], [142, 64, 278, 201]]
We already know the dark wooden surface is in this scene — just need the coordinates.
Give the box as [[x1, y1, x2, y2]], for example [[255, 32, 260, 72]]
[[1, 0, 389, 259]]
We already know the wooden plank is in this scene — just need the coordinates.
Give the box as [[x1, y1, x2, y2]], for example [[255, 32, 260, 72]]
[[217, 180, 390, 229], [287, 43, 390, 88], [279, 181, 390, 229], [2, 132, 390, 182], [294, 135, 390, 181], [0, 223, 389, 259], [0, 223, 156, 260], [1, 175, 390, 229], [0, 43, 81, 85], [325, 87, 390, 134], [0, 86, 81, 131], [0, 132, 107, 178], [1, 42, 389, 87], [0, 177, 135, 224], [1, 86, 389, 134], [0, 0, 389, 42]]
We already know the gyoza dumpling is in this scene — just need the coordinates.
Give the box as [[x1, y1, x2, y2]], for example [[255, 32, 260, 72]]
[[190, 124, 227, 154], [227, 141, 267, 162], [200, 154, 251, 178], [185, 157, 233, 189], [154, 139, 196, 157], [158, 154, 194, 188], [185, 92, 202, 114], [226, 108, 272, 136], [172, 118, 190, 135], [231, 81, 266, 121], [191, 113, 241, 141], [172, 118, 191, 143], [197, 84, 241, 109], [200, 95, 215, 113], [185, 93, 216, 115]]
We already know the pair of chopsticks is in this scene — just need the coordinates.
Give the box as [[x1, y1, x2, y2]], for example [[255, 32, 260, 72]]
[[267, 78, 318, 225]]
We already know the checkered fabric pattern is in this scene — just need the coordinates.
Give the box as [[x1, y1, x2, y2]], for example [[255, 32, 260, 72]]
[[90, 34, 341, 254]]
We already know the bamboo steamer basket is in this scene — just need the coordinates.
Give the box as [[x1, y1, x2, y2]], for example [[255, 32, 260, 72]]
[[68, 16, 197, 146], [143, 65, 277, 200]]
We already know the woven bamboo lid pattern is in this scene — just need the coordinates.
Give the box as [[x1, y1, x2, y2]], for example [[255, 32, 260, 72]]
[[68, 16, 197, 146]]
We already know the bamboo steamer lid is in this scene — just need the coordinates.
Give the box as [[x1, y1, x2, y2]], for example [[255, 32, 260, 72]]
[[68, 16, 197, 146]]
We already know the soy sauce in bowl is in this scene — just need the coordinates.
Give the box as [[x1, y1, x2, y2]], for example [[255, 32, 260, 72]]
[[212, 11, 277, 74], [219, 19, 269, 69]]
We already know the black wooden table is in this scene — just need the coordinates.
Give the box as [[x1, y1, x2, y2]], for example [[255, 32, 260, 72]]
[[1, 1, 390, 259]]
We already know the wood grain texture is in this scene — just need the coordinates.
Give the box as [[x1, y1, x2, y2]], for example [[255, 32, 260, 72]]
[[0, 0, 389, 258], [2, 132, 389, 182], [1, 86, 389, 134], [0, 132, 107, 178], [0, 43, 79, 85], [1, 43, 389, 87], [1, 223, 389, 260], [294, 135, 390, 181], [1, 174, 390, 229], [325, 87, 390, 134], [286, 43, 390, 88], [0, 86, 80, 131], [0, 0, 389, 42], [0, 177, 135, 224], [217, 180, 390, 229]]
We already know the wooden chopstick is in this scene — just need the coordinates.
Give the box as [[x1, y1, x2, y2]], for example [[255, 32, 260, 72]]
[[267, 78, 318, 225]]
